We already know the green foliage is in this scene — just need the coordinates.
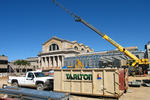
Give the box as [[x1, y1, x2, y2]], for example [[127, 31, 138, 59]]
[[14, 60, 30, 66], [0, 54, 5, 56], [14, 60, 31, 73], [2, 54, 5, 56]]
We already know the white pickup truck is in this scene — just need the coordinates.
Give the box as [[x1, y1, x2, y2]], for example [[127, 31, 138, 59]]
[[8, 71, 53, 90]]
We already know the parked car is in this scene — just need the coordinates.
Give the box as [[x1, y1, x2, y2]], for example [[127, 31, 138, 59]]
[[8, 71, 53, 90]]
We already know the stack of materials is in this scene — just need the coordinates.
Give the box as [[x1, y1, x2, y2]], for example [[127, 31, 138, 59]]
[[128, 80, 141, 87], [0, 86, 70, 100], [143, 79, 150, 87]]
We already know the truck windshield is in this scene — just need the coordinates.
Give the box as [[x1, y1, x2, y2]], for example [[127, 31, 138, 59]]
[[34, 72, 46, 77]]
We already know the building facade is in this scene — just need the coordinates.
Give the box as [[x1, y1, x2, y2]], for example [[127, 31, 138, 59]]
[[25, 57, 39, 70], [145, 41, 150, 68], [9, 58, 38, 73], [64, 46, 145, 68], [0, 56, 8, 72], [38, 36, 94, 70], [38, 36, 149, 70]]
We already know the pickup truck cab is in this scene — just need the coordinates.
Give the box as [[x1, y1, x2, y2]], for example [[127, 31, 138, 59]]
[[8, 71, 53, 90]]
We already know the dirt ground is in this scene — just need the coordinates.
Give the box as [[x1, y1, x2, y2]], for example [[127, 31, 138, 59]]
[[118, 76, 150, 100], [70, 76, 150, 100], [0, 76, 9, 98], [0, 76, 150, 100], [0, 76, 9, 88]]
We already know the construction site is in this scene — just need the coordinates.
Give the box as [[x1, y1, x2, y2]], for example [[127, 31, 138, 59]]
[[0, 0, 150, 100]]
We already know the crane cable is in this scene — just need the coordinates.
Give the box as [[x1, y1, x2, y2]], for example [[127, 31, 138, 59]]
[[52, 0, 80, 20]]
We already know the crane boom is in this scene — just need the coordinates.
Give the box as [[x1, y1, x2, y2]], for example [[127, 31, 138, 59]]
[[52, 0, 150, 67], [75, 18, 140, 62]]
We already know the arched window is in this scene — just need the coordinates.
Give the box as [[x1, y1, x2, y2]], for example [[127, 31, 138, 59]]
[[74, 46, 78, 50], [87, 50, 89, 53], [49, 44, 59, 51], [81, 48, 84, 51]]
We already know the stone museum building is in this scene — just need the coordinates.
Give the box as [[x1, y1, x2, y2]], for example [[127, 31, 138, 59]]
[[38, 36, 94, 70], [38, 36, 150, 70]]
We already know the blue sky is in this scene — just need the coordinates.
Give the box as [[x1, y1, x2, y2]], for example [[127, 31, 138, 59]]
[[0, 0, 150, 61]]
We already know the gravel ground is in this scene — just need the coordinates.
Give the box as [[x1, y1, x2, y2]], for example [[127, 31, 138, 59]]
[[0, 76, 150, 100]]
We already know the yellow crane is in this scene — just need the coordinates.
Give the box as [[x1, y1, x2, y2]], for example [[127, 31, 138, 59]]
[[52, 0, 150, 68], [67, 59, 83, 69]]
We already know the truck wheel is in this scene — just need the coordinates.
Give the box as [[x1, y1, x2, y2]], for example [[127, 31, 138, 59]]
[[36, 83, 44, 90], [11, 82, 18, 87]]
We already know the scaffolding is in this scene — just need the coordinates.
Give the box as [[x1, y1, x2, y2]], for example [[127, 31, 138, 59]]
[[64, 54, 126, 68]]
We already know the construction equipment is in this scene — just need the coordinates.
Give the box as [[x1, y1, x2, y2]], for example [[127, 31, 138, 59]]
[[52, 0, 150, 68], [75, 59, 84, 68], [64, 59, 84, 69]]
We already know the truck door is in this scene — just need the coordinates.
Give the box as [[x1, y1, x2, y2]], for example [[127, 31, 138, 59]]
[[25, 72, 35, 86]]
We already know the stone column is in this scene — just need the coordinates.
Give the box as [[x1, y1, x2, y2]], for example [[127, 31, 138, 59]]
[[41, 57, 44, 67], [57, 56, 59, 68], [52, 56, 55, 67], [50, 56, 53, 67], [56, 56, 58, 67], [53, 56, 56, 67], [47, 57, 49, 67], [45, 57, 48, 68], [60, 56, 62, 67], [51, 56, 53, 67], [43, 57, 46, 68], [49, 56, 52, 68], [38, 57, 41, 68], [55, 56, 57, 67], [61, 55, 64, 67], [59, 56, 62, 67]]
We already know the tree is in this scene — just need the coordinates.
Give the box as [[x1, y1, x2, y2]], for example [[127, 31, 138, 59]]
[[14, 60, 22, 73], [22, 60, 30, 73], [1, 54, 5, 56], [14, 60, 30, 74]]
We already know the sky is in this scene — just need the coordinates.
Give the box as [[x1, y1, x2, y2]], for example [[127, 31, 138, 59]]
[[0, 0, 150, 61]]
